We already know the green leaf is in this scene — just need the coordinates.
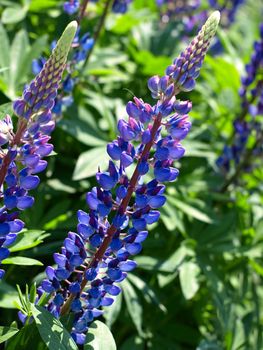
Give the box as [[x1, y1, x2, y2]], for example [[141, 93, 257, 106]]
[[158, 245, 191, 273], [1, 5, 28, 24], [0, 102, 13, 120], [29, 0, 58, 11], [16, 35, 48, 85], [2, 256, 43, 266], [29, 283, 37, 304], [122, 279, 143, 336], [120, 336, 144, 350], [128, 274, 166, 312], [9, 230, 49, 252], [156, 245, 192, 287], [167, 196, 214, 224], [31, 305, 78, 350], [0, 23, 10, 79], [8, 29, 29, 98], [135, 256, 163, 271], [179, 261, 201, 300], [73, 146, 108, 180], [5, 322, 47, 350], [60, 313, 75, 333], [84, 320, 117, 350], [59, 108, 107, 146], [133, 50, 171, 76], [0, 281, 19, 309], [0, 326, 19, 344]]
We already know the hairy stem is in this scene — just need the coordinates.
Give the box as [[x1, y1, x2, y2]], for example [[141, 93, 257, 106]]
[[60, 113, 162, 316]]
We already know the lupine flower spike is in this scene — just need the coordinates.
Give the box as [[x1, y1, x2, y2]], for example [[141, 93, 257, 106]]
[[37, 12, 220, 344], [217, 23, 263, 176], [33, 4, 95, 116], [0, 21, 77, 279]]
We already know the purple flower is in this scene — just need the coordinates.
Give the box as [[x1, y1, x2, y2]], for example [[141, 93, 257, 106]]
[[0, 22, 77, 279], [64, 0, 80, 15], [217, 23, 263, 175], [37, 13, 220, 344], [112, 0, 132, 13]]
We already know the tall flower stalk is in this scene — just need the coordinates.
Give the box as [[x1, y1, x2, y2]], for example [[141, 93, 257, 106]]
[[35, 12, 220, 344], [217, 23, 263, 190], [0, 21, 77, 278]]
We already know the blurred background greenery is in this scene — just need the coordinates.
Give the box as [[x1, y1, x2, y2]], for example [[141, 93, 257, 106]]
[[0, 0, 262, 349]]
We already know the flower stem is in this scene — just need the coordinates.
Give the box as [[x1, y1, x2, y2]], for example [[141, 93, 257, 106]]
[[81, 0, 114, 69], [0, 119, 27, 188], [60, 113, 162, 316], [78, 0, 90, 22]]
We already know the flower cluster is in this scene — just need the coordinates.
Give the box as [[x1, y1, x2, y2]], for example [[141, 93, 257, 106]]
[[0, 22, 77, 279], [157, 0, 244, 35], [37, 12, 220, 344], [157, 0, 201, 26], [217, 23, 263, 174]]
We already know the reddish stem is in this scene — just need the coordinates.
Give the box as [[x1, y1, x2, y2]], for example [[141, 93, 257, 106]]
[[80, 0, 114, 70], [60, 114, 162, 316], [78, 0, 90, 22], [0, 119, 27, 188]]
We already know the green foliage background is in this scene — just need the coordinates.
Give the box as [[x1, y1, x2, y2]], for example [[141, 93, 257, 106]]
[[0, 0, 262, 349]]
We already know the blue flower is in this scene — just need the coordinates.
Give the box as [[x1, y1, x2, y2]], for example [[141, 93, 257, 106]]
[[36, 13, 220, 344], [64, 0, 80, 15]]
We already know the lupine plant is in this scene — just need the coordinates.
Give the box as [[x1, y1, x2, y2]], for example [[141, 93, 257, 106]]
[[35, 12, 220, 345], [217, 23, 263, 190], [0, 21, 77, 279], [0, 9, 220, 349], [0, 1, 262, 349]]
